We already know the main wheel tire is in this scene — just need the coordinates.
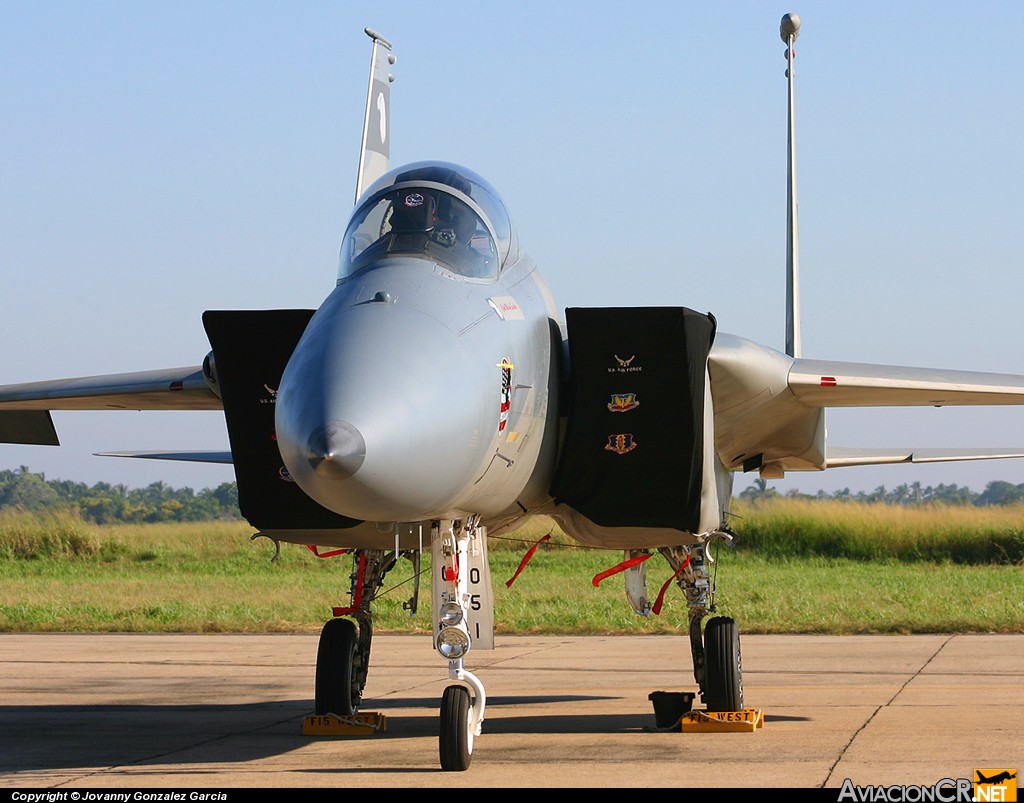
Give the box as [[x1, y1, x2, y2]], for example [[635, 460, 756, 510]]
[[439, 684, 473, 771], [703, 616, 743, 712], [315, 617, 359, 716]]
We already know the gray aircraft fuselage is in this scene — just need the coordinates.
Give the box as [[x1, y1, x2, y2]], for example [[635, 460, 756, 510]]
[[274, 162, 563, 535]]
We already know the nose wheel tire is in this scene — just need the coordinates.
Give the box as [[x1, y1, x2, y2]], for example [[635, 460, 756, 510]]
[[315, 617, 360, 716], [439, 684, 474, 771], [703, 615, 743, 712]]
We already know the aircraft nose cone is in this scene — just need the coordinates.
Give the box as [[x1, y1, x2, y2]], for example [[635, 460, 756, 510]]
[[306, 421, 365, 479], [275, 293, 489, 522]]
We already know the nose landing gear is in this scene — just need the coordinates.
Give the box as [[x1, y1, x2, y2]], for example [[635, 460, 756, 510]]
[[432, 518, 491, 771]]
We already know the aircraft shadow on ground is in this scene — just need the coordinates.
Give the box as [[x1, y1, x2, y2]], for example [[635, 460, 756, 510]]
[[0, 695, 691, 772]]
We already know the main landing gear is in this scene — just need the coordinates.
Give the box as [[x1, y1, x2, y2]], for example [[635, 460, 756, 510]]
[[315, 617, 361, 717], [703, 615, 743, 711], [659, 531, 744, 713], [311, 525, 742, 763], [314, 548, 414, 719]]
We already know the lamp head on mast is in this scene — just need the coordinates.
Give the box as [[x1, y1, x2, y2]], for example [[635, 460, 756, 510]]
[[780, 12, 801, 44]]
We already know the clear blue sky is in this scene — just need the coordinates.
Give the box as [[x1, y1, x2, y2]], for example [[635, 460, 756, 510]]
[[2, 1, 1023, 497]]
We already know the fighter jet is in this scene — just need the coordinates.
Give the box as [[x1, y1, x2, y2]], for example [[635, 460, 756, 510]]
[[3, 18, 1024, 771]]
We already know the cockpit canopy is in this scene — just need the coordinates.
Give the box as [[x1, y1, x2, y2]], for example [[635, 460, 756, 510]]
[[338, 161, 517, 282]]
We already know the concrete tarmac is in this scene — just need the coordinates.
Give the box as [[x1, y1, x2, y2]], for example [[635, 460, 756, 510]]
[[0, 633, 1020, 789]]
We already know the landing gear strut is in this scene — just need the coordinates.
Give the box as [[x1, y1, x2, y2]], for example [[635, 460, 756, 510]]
[[314, 548, 406, 718], [432, 518, 490, 772], [660, 531, 743, 712]]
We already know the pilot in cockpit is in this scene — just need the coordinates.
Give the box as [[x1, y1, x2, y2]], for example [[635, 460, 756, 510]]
[[341, 166, 500, 281], [376, 189, 488, 276], [387, 190, 436, 234], [432, 194, 473, 246]]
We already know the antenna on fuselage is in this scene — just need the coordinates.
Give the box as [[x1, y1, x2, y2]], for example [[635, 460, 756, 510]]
[[781, 12, 801, 358], [355, 28, 396, 205]]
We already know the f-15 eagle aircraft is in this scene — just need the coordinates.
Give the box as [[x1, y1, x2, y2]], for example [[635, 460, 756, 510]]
[[3, 16, 1024, 771]]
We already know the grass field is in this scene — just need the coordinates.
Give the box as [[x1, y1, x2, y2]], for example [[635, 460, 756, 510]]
[[1, 500, 1022, 635]]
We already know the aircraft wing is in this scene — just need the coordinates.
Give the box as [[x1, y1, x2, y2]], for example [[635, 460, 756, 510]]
[[788, 359, 1024, 407], [0, 366, 221, 445], [708, 338, 1024, 474], [789, 359, 1024, 469]]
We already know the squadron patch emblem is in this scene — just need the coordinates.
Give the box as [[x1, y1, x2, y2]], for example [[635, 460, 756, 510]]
[[605, 434, 637, 454], [608, 392, 639, 412]]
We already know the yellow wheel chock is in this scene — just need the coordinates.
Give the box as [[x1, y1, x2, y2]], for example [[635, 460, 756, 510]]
[[302, 711, 387, 736], [679, 708, 764, 732]]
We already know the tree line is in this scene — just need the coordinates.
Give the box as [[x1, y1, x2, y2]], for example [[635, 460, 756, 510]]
[[0, 467, 241, 524], [4, 467, 1024, 526], [740, 477, 1024, 506]]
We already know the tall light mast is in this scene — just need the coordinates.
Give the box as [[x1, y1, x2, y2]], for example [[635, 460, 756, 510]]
[[781, 12, 801, 358]]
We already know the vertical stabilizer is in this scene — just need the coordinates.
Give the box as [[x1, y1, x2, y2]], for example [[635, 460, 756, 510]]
[[355, 28, 395, 205], [781, 13, 801, 358]]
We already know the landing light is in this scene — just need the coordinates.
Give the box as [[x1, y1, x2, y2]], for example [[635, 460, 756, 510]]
[[436, 627, 471, 659], [439, 602, 464, 627]]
